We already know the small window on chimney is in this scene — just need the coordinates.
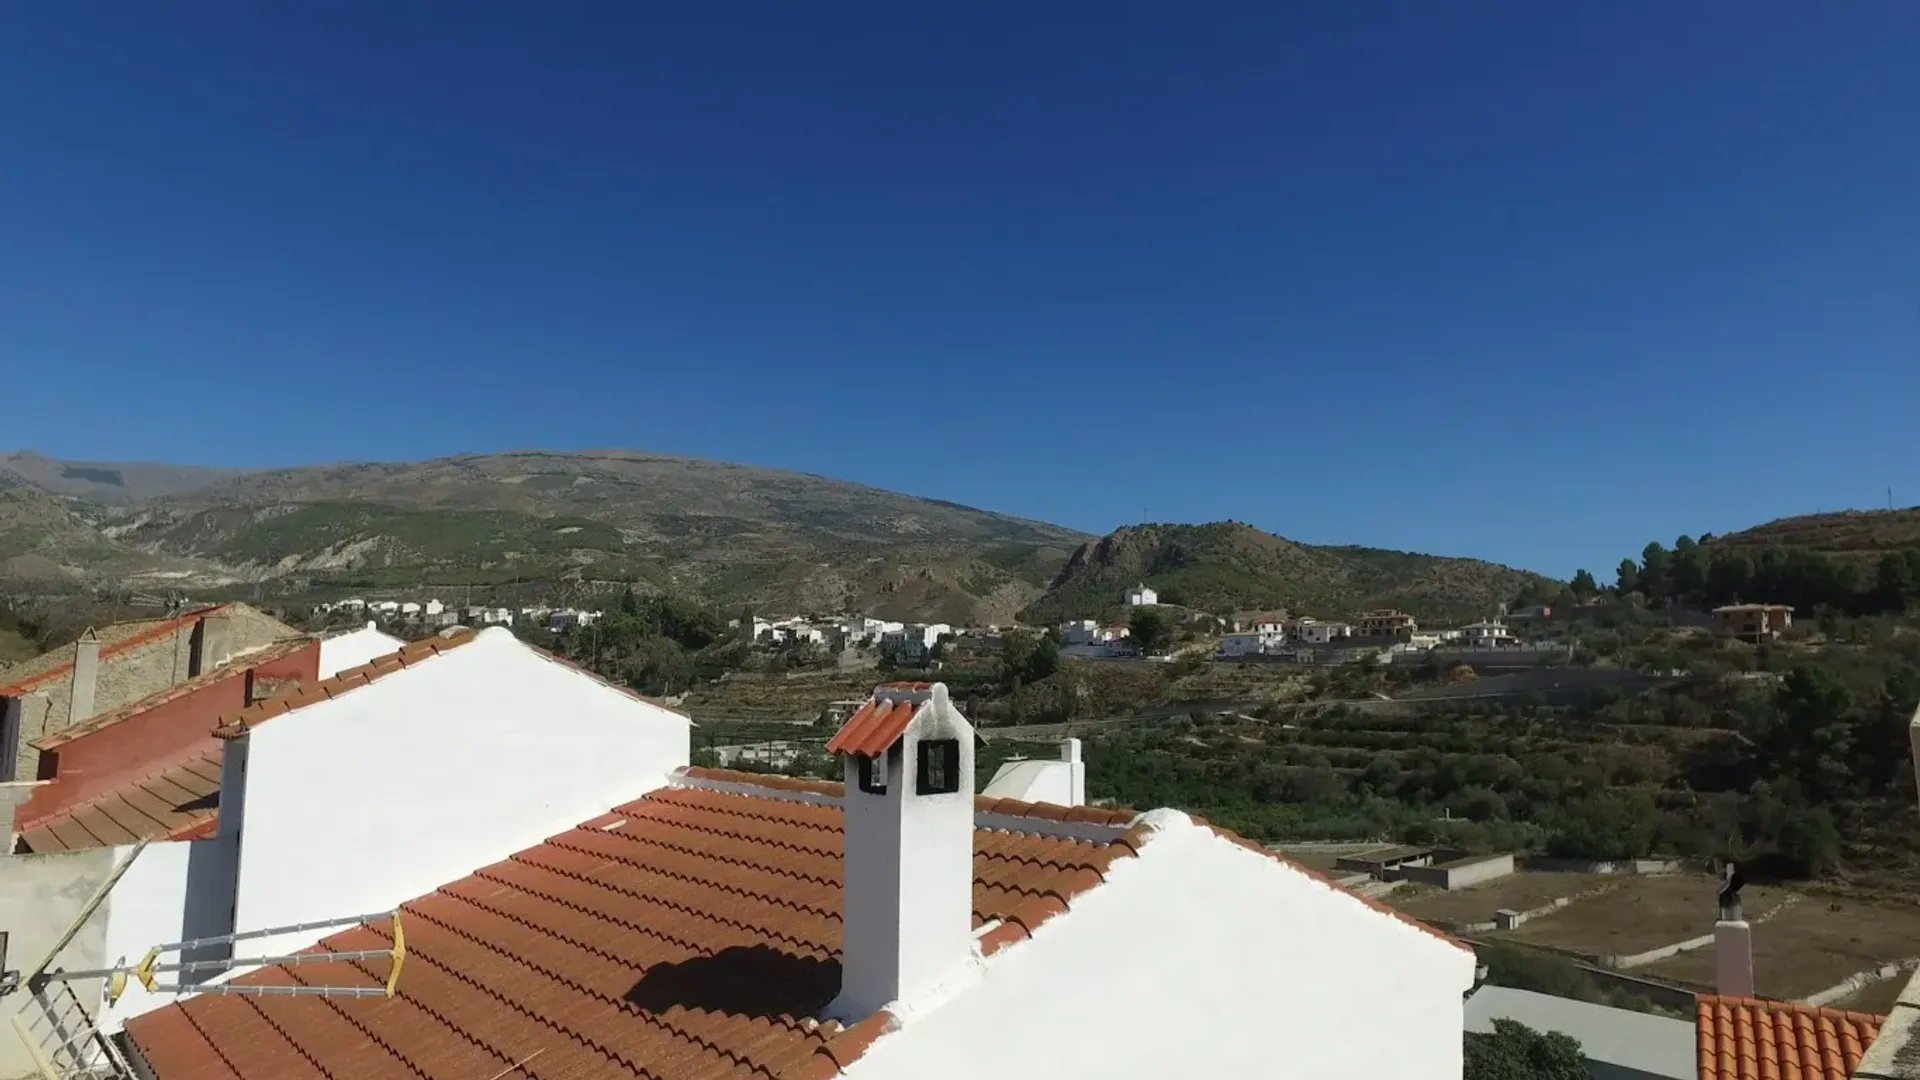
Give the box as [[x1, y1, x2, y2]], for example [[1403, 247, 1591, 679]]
[[857, 755, 887, 794], [917, 739, 960, 795]]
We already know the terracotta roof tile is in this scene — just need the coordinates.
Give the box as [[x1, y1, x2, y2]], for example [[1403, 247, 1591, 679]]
[[123, 772, 1129, 1080], [1695, 994, 1886, 1080], [15, 752, 223, 852], [125, 766, 1469, 1078], [822, 699, 918, 758]]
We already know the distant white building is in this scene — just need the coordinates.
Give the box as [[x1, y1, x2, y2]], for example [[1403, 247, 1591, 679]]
[[1459, 618, 1517, 649], [1218, 629, 1285, 658], [1059, 619, 1100, 646], [839, 615, 897, 645], [1294, 619, 1353, 645], [399, 601, 422, 617], [880, 622, 952, 663], [1125, 584, 1159, 607], [423, 599, 445, 617]]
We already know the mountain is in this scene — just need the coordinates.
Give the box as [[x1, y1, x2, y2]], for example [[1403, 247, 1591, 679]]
[[1704, 508, 1920, 563], [0, 451, 244, 504], [0, 484, 160, 584], [1020, 521, 1551, 624], [9, 450, 1086, 622]]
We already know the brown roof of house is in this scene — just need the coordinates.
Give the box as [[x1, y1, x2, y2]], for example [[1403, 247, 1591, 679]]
[[0, 610, 228, 696], [123, 766, 1464, 1080], [14, 752, 223, 852], [1695, 995, 1885, 1080], [30, 638, 316, 752]]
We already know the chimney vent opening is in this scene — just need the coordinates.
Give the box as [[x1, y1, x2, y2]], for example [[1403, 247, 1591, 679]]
[[917, 739, 960, 795], [857, 754, 888, 794]]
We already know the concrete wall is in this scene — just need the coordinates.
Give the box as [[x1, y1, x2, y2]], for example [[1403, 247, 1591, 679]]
[[0, 846, 118, 1080], [229, 629, 691, 961], [1402, 853, 1516, 890]]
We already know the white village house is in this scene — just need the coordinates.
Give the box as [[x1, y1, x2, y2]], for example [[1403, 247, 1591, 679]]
[[1124, 583, 1158, 606], [113, 680, 1475, 1080], [0, 626, 690, 1076]]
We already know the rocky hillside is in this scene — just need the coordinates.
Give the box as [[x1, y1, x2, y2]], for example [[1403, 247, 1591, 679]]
[[1704, 508, 1920, 562], [1021, 521, 1551, 624], [0, 450, 1084, 621], [0, 451, 242, 504]]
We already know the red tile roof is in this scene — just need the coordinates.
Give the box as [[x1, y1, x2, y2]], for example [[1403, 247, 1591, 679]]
[[123, 766, 1466, 1080], [1695, 994, 1886, 1080], [823, 698, 919, 757], [28, 639, 315, 753], [15, 752, 223, 852], [0, 605, 232, 697]]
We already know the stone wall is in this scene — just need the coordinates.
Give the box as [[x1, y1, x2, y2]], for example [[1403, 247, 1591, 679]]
[[4, 606, 299, 782]]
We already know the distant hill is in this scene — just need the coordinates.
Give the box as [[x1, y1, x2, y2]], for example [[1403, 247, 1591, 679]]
[[0, 451, 244, 504], [1020, 522, 1550, 625], [1704, 508, 1920, 562], [1, 450, 1085, 622], [0, 486, 162, 584]]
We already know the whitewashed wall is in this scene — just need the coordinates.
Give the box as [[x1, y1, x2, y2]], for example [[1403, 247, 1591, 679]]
[[230, 629, 690, 960], [841, 814, 1476, 1080]]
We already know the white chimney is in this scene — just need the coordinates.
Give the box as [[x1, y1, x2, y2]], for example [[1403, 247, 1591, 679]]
[[1061, 737, 1086, 807], [66, 629, 102, 728], [828, 682, 976, 1022], [1714, 865, 1755, 998]]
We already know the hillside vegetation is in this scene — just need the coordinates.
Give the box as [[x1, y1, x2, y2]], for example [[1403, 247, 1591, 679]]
[[0, 450, 1083, 621], [1022, 522, 1549, 623], [1706, 508, 1920, 562]]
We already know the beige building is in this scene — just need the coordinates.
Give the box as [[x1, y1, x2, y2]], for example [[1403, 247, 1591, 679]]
[[1712, 603, 1793, 642], [1355, 609, 1418, 639]]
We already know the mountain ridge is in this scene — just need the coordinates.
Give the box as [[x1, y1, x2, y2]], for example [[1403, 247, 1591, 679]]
[[1021, 521, 1553, 624], [0, 450, 1555, 624]]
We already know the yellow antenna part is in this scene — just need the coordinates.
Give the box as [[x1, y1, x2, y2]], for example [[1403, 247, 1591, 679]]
[[133, 947, 161, 993], [384, 909, 406, 997]]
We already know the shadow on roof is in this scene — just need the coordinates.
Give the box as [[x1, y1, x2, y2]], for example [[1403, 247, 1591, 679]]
[[624, 945, 840, 1021], [178, 790, 218, 814]]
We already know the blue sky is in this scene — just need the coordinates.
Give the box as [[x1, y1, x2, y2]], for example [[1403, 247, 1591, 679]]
[[3, 3, 1916, 579]]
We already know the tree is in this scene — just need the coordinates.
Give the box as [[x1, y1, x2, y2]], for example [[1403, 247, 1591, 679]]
[[1672, 536, 1708, 602], [1464, 1019, 1587, 1080], [1877, 551, 1917, 613], [1615, 558, 1640, 596], [1766, 665, 1860, 802], [1639, 542, 1671, 601], [1569, 569, 1598, 599], [1129, 609, 1173, 656]]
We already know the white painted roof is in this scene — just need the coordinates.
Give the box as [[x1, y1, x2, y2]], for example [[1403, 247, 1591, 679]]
[[1464, 985, 1695, 1080], [840, 812, 1476, 1080], [981, 759, 1075, 805], [317, 622, 407, 678]]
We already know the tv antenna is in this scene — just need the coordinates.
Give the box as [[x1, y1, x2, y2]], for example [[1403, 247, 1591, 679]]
[[8, 841, 406, 1080], [125, 591, 190, 619]]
